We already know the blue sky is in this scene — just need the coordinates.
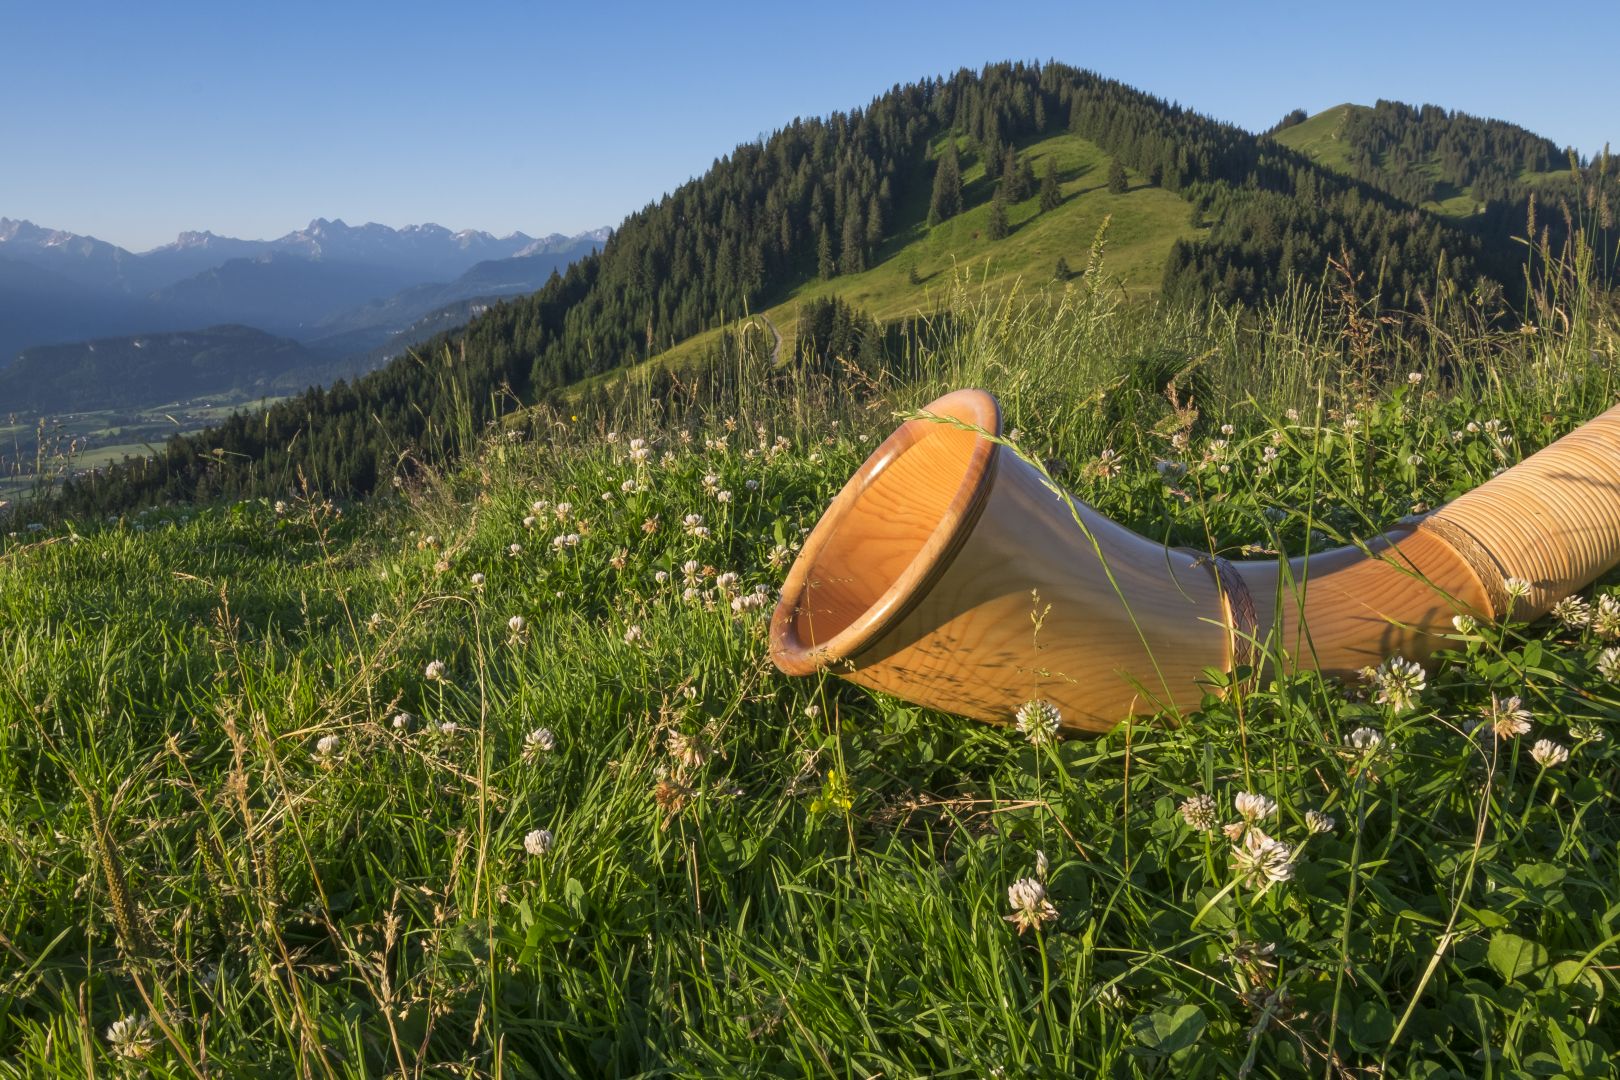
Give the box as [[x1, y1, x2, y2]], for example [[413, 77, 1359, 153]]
[[6, 0, 1616, 251]]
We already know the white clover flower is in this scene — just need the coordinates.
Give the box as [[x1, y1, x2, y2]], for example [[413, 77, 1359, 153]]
[[1262, 445, 1279, 462], [1568, 722, 1606, 743], [621, 479, 637, 494], [681, 559, 702, 584], [682, 587, 699, 602], [715, 571, 739, 592], [1035, 849, 1050, 879], [554, 501, 573, 519], [1593, 596, 1620, 640], [1305, 810, 1335, 834], [391, 711, 413, 731], [471, 572, 486, 587], [508, 543, 523, 558], [1453, 614, 1479, 635], [524, 828, 553, 856], [1220, 423, 1235, 436], [1179, 794, 1218, 832], [600, 491, 613, 502], [425, 659, 446, 681], [1371, 655, 1426, 711], [702, 473, 720, 491], [745, 479, 760, 491], [1004, 876, 1058, 934], [315, 733, 340, 758], [1503, 577, 1532, 600], [508, 614, 527, 634], [1230, 828, 1295, 889], [525, 727, 556, 755], [1597, 648, 1620, 681], [105, 1014, 156, 1060], [1346, 726, 1385, 753], [1530, 739, 1569, 768], [273, 500, 288, 515], [531, 499, 549, 515], [1407, 372, 1423, 385], [1482, 694, 1532, 739], [682, 685, 699, 701], [624, 625, 643, 644], [1234, 791, 1277, 822], [1466, 421, 1480, 433], [1013, 700, 1062, 745], [654, 570, 669, 584], [716, 490, 733, 503], [1285, 408, 1300, 422], [438, 721, 458, 736], [522, 514, 537, 528], [1552, 595, 1591, 629], [367, 612, 384, 632], [1406, 452, 1424, 467], [804, 703, 821, 718]]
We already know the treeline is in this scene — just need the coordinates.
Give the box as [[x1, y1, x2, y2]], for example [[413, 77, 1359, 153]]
[[55, 62, 1552, 514]]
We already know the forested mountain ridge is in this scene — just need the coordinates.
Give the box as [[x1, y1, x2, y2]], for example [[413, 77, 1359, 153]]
[[51, 62, 1616, 514]]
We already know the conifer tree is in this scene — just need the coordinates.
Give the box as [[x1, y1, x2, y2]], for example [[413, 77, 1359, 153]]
[[1107, 157, 1128, 194], [987, 189, 1010, 241], [817, 225, 836, 280], [927, 139, 963, 226], [840, 206, 866, 274], [864, 194, 884, 250], [1039, 157, 1062, 211], [1055, 255, 1072, 280]]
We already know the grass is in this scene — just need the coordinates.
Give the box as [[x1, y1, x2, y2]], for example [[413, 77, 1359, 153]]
[[1, 267, 1619, 1076]]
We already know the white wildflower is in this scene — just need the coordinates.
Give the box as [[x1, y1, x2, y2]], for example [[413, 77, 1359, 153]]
[[104, 1014, 156, 1060], [1453, 614, 1479, 635], [1179, 794, 1218, 832], [1593, 596, 1620, 640], [1305, 810, 1335, 834], [624, 625, 643, 645], [1230, 828, 1295, 889], [524, 727, 556, 756], [1568, 722, 1605, 743], [1370, 655, 1426, 711], [1482, 694, 1532, 740], [391, 711, 413, 731], [1234, 791, 1277, 822], [314, 733, 340, 758], [1597, 647, 1620, 681], [1503, 577, 1532, 601], [508, 543, 523, 557], [425, 659, 446, 681], [524, 828, 554, 856], [471, 572, 486, 587], [1530, 739, 1569, 768], [1013, 700, 1062, 745], [1346, 726, 1385, 753], [1552, 595, 1591, 629], [1004, 876, 1058, 934]]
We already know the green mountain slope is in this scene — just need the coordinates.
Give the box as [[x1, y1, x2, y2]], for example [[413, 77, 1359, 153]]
[[1272, 101, 1582, 221]]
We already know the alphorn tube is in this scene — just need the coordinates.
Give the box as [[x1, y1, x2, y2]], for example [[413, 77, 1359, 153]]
[[769, 389, 1620, 732]]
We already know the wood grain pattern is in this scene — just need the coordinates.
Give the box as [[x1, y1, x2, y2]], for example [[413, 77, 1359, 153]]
[[769, 391, 1620, 733]]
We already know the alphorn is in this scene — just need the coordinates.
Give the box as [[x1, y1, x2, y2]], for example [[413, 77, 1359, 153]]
[[769, 388, 1620, 733]]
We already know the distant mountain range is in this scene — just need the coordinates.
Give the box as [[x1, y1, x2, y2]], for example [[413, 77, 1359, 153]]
[[0, 217, 609, 404]]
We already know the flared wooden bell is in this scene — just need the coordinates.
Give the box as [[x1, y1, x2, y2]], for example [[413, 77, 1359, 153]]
[[769, 389, 1620, 733]]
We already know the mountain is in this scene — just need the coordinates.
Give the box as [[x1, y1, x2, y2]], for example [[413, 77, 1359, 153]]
[[54, 62, 1617, 514], [151, 252, 427, 336], [0, 218, 608, 363], [0, 325, 315, 415], [306, 239, 604, 349]]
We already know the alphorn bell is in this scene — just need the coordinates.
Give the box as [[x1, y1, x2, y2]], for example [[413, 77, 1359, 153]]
[[769, 389, 1620, 733]]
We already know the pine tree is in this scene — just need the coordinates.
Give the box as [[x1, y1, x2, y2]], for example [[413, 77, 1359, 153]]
[[817, 225, 836, 280], [1018, 155, 1036, 202], [987, 190, 1010, 241], [927, 139, 963, 226], [840, 206, 866, 275], [1054, 255, 1072, 280], [1107, 157, 1128, 195], [1039, 157, 1062, 212], [907, 262, 922, 286], [864, 194, 884, 251], [1000, 147, 1022, 201]]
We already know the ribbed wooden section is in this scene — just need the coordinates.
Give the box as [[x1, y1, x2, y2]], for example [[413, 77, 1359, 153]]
[[1422, 403, 1620, 620]]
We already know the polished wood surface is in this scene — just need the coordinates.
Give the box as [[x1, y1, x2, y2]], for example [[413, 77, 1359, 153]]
[[769, 391, 1620, 733]]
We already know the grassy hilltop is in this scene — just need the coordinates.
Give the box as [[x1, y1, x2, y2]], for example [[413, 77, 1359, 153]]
[[3, 263, 1619, 1074]]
